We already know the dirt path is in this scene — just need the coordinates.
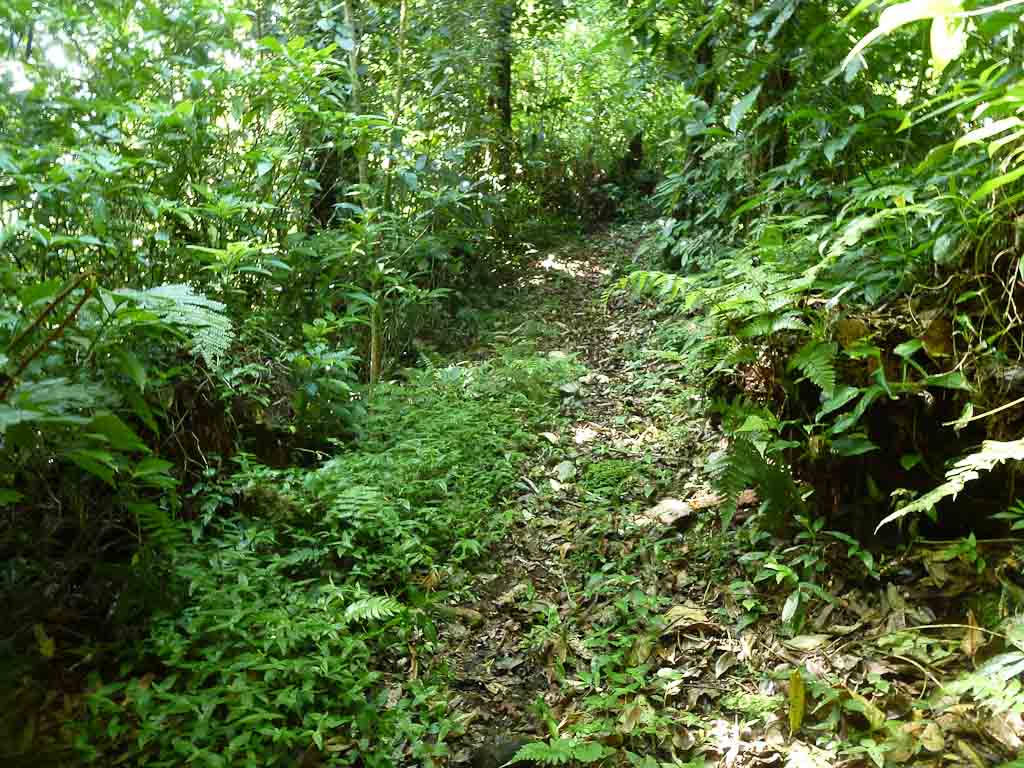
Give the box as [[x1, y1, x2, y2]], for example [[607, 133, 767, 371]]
[[440, 226, 726, 761]]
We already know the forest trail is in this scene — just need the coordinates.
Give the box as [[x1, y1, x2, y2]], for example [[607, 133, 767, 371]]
[[438, 227, 1019, 767], [443, 226, 734, 763]]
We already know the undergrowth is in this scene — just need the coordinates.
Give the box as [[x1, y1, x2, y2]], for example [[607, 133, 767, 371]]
[[67, 348, 581, 766]]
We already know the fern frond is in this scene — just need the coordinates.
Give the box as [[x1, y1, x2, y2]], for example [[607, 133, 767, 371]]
[[944, 651, 1024, 715], [877, 439, 1024, 531], [710, 437, 801, 530], [510, 740, 574, 766], [788, 340, 837, 397], [344, 595, 403, 623], [118, 284, 234, 367], [606, 270, 691, 306], [737, 309, 807, 339], [509, 739, 606, 766], [128, 501, 187, 551]]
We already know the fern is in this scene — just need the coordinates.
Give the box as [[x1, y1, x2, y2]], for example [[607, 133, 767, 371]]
[[788, 340, 837, 397], [710, 437, 802, 530], [737, 311, 808, 339], [606, 270, 692, 306], [128, 501, 187, 551], [943, 652, 1024, 715], [117, 284, 233, 366], [510, 739, 606, 766], [877, 439, 1024, 531], [344, 595, 404, 623]]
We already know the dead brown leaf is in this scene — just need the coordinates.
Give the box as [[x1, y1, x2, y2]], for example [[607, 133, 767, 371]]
[[961, 609, 983, 659]]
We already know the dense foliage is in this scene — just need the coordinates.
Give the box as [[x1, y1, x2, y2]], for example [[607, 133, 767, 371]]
[[4, 0, 1024, 764], [616, 0, 1024, 537]]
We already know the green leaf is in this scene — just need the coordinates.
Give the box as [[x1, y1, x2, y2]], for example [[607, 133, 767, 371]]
[[824, 127, 857, 163], [832, 436, 879, 456], [88, 413, 149, 452], [955, 117, 1023, 150], [924, 371, 970, 390], [845, 0, 963, 70], [971, 165, 1024, 202], [930, 14, 966, 74], [789, 341, 837, 397], [34, 623, 55, 658], [877, 439, 1024, 531], [65, 448, 118, 485], [133, 457, 175, 479], [845, 692, 887, 731], [830, 385, 885, 435], [737, 414, 778, 433], [900, 453, 923, 470], [19, 279, 62, 308], [400, 171, 418, 191], [570, 743, 606, 763], [126, 391, 159, 433], [0, 489, 24, 506], [817, 386, 861, 420], [932, 233, 960, 267], [116, 349, 147, 392], [0, 405, 42, 432], [727, 86, 762, 133], [782, 591, 801, 624], [893, 339, 923, 358]]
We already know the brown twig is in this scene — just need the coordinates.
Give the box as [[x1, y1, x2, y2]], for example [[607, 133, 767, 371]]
[[1, 279, 95, 402], [6, 271, 93, 354]]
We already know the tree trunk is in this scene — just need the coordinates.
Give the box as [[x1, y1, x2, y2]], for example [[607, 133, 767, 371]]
[[383, 0, 410, 214], [491, 1, 516, 174], [343, 0, 369, 195]]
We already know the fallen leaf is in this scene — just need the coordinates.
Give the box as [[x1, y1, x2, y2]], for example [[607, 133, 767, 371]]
[[672, 727, 696, 750], [784, 741, 837, 767], [688, 491, 723, 510], [641, 498, 693, 528], [782, 634, 831, 652], [494, 655, 524, 671], [569, 635, 593, 660], [434, 605, 483, 626], [619, 695, 653, 734], [736, 488, 759, 508], [629, 634, 655, 665], [836, 317, 870, 348], [574, 426, 598, 444], [715, 651, 738, 679], [495, 583, 528, 607], [555, 461, 576, 482], [789, 668, 806, 736], [920, 722, 945, 752], [922, 315, 954, 359], [886, 583, 907, 611], [540, 431, 560, 445], [662, 604, 714, 632], [961, 609, 983, 659]]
